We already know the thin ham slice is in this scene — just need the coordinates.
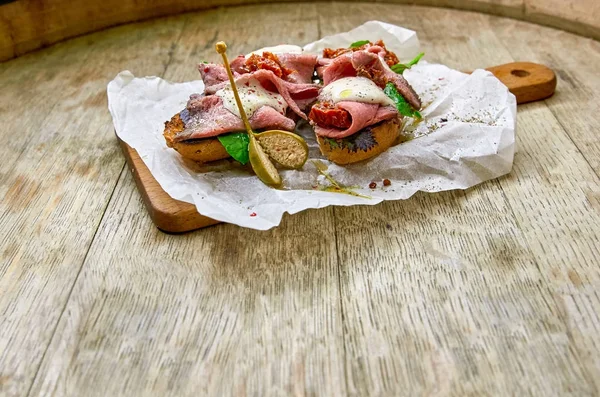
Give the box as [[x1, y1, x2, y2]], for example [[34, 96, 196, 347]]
[[173, 94, 295, 142], [313, 102, 398, 139]]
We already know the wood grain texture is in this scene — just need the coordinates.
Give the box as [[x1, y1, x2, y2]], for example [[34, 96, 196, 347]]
[[490, 17, 600, 178], [319, 4, 599, 395], [119, 140, 220, 233], [0, 2, 599, 396], [527, 0, 600, 28], [28, 168, 346, 397], [1, 0, 600, 62], [0, 16, 187, 397], [484, 62, 556, 104], [487, 15, 600, 392], [526, 0, 600, 40], [27, 6, 347, 397]]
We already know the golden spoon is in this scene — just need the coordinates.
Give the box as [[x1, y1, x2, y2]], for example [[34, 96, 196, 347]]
[[215, 41, 309, 186]]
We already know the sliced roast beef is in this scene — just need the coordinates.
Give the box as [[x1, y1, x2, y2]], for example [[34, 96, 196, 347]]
[[322, 40, 399, 67], [204, 70, 319, 119], [204, 51, 317, 85], [318, 50, 421, 110], [276, 53, 318, 84], [294, 97, 317, 112], [352, 50, 421, 109], [230, 55, 246, 75], [321, 55, 358, 86], [198, 63, 229, 88], [312, 102, 398, 139], [363, 44, 386, 57], [174, 94, 295, 142]]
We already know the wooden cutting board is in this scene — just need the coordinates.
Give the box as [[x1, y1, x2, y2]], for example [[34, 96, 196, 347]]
[[118, 61, 556, 233]]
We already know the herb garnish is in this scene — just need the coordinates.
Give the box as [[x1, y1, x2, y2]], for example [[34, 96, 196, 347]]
[[390, 52, 424, 74], [384, 82, 422, 119], [312, 160, 371, 199], [349, 40, 370, 48], [217, 132, 250, 164]]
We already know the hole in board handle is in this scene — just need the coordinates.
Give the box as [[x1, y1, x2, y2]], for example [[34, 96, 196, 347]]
[[511, 69, 530, 77]]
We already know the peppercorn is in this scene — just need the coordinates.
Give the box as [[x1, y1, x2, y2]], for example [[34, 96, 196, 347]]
[[383, 179, 391, 186], [369, 182, 377, 189]]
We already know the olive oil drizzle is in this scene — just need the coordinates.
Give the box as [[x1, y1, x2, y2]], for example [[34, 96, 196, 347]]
[[312, 160, 371, 199]]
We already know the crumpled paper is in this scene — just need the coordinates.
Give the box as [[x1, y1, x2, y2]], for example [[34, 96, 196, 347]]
[[108, 21, 516, 230]]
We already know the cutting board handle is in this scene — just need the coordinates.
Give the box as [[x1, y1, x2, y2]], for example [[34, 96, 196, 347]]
[[483, 62, 557, 104]]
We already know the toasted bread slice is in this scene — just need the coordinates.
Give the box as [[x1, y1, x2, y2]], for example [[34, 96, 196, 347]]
[[163, 113, 230, 163], [316, 118, 400, 165]]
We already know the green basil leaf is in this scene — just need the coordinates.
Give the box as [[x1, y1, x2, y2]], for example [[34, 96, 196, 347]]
[[324, 137, 340, 149], [217, 132, 250, 164], [384, 82, 421, 119], [349, 40, 370, 48], [390, 52, 425, 74], [406, 52, 425, 67], [390, 64, 408, 74]]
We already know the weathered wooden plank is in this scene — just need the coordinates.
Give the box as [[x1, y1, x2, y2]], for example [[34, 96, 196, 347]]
[[29, 170, 346, 397], [0, 39, 97, 179], [525, 0, 600, 39], [0, 17, 187, 397], [495, 101, 600, 390], [3, 0, 600, 63], [28, 5, 347, 396], [427, 7, 600, 393], [490, 17, 600, 176], [483, 20, 600, 390], [1, 2, 599, 396], [321, 5, 599, 396]]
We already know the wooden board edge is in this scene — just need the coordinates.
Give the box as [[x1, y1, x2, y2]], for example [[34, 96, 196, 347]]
[[117, 137, 222, 233]]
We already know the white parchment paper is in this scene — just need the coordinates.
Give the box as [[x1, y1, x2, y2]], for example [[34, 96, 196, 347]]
[[108, 21, 516, 230]]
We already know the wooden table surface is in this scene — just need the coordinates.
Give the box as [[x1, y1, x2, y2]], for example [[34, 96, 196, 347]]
[[1, 2, 599, 396]]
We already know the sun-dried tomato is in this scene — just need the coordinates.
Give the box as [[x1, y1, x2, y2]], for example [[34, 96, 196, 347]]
[[243, 51, 294, 79], [309, 102, 352, 129], [323, 47, 352, 59], [356, 63, 387, 89], [373, 40, 399, 67], [322, 40, 399, 68]]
